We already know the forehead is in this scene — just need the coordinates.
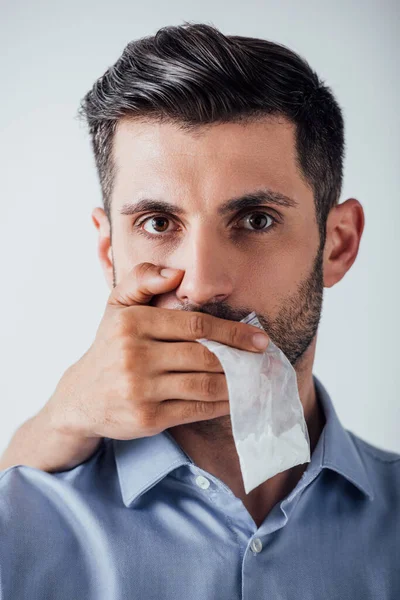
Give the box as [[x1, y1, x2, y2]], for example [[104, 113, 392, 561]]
[[111, 116, 312, 209]]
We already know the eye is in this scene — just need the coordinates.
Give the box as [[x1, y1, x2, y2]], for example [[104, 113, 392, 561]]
[[133, 210, 278, 240], [139, 215, 174, 235], [235, 211, 277, 234]]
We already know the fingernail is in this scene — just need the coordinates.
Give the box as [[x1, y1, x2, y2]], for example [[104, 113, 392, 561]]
[[252, 333, 269, 350], [160, 268, 181, 278]]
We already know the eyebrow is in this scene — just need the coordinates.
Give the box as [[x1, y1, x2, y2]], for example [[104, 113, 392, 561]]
[[119, 188, 299, 217]]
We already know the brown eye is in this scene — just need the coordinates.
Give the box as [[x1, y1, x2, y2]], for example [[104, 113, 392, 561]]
[[146, 217, 168, 233], [142, 216, 172, 234], [237, 212, 275, 233], [248, 214, 269, 230]]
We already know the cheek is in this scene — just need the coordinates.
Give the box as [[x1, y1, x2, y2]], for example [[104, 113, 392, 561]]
[[116, 230, 172, 276], [239, 237, 314, 306], [239, 256, 292, 306]]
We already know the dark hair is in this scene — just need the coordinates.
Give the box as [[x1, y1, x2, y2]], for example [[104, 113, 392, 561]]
[[77, 21, 345, 247]]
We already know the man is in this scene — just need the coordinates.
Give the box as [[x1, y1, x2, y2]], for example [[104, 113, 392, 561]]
[[1, 22, 399, 599]]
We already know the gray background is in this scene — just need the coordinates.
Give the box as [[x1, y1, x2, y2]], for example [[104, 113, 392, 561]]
[[0, 0, 399, 454]]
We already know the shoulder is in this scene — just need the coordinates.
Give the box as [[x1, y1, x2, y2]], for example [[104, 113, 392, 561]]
[[0, 447, 114, 598], [0, 463, 52, 492], [348, 430, 400, 466], [0, 438, 113, 507], [0, 463, 76, 517], [0, 440, 115, 560], [347, 430, 400, 502]]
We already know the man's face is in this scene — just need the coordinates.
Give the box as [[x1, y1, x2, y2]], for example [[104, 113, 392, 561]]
[[109, 115, 324, 369]]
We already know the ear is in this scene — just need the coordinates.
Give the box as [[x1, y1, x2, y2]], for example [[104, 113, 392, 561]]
[[91, 207, 114, 290], [323, 198, 365, 288]]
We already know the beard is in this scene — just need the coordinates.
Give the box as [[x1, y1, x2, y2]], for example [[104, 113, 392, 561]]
[[112, 238, 325, 439]]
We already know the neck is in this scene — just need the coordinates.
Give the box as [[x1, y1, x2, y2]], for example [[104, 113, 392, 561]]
[[167, 363, 326, 527]]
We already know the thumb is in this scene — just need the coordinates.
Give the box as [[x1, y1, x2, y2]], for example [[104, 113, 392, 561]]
[[107, 262, 184, 308]]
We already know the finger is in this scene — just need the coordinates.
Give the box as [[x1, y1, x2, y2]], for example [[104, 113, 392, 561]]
[[156, 399, 230, 428], [128, 305, 270, 353], [154, 372, 229, 403], [107, 262, 184, 307], [152, 341, 224, 373]]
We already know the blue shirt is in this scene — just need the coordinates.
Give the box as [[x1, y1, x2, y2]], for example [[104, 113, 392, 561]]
[[1, 374, 399, 599]]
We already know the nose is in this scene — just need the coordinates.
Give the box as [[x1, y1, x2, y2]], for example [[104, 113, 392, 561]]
[[173, 227, 234, 307]]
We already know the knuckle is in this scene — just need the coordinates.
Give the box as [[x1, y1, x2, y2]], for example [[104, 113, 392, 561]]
[[113, 309, 140, 338], [193, 400, 216, 416], [202, 346, 219, 369], [121, 373, 149, 403], [228, 324, 241, 347], [181, 374, 196, 394], [117, 338, 134, 371], [118, 336, 148, 372], [120, 374, 154, 417], [188, 314, 208, 339], [135, 262, 156, 279], [178, 401, 201, 421], [131, 339, 148, 365], [136, 405, 157, 432], [200, 374, 218, 397], [179, 402, 196, 421]]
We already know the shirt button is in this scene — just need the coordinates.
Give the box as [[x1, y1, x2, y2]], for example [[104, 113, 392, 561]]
[[250, 538, 263, 554], [195, 475, 210, 490]]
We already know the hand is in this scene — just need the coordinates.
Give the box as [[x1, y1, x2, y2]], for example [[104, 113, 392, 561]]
[[0, 262, 270, 472], [44, 262, 270, 444]]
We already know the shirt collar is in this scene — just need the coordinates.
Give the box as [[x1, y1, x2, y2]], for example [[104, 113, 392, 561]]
[[113, 374, 374, 507], [311, 375, 374, 500]]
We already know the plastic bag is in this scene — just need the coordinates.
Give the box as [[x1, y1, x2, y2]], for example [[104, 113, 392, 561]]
[[196, 311, 310, 494]]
